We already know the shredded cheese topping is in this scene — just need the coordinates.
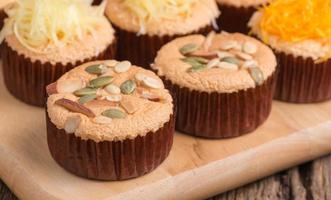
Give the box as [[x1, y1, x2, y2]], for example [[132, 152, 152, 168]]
[[0, 0, 107, 54], [123, 0, 198, 34], [258, 0, 331, 60]]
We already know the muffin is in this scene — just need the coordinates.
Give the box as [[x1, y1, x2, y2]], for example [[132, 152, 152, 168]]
[[46, 60, 174, 180], [249, 0, 331, 103], [0, 0, 116, 107], [153, 32, 276, 138], [216, 0, 269, 34], [105, 0, 219, 68]]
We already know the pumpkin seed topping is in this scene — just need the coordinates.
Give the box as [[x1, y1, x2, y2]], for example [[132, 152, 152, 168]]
[[221, 57, 241, 65], [248, 67, 264, 86], [179, 43, 199, 55], [78, 94, 97, 104], [102, 109, 127, 119], [89, 76, 113, 88], [120, 80, 136, 94], [85, 64, 108, 75], [74, 87, 97, 96], [187, 64, 206, 72], [114, 61, 131, 73]]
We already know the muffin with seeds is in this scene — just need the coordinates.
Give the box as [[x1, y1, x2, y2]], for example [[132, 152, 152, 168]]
[[0, 0, 116, 106], [46, 60, 174, 180], [153, 32, 276, 138], [105, 0, 219, 68]]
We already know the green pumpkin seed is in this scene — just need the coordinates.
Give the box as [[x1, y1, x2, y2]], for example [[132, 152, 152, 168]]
[[102, 109, 127, 119], [120, 80, 136, 94], [179, 43, 199, 55], [89, 76, 113, 88], [187, 64, 206, 72], [74, 87, 97, 97], [221, 57, 240, 65], [85, 64, 108, 75], [182, 56, 209, 64], [78, 94, 97, 104], [248, 67, 264, 86]]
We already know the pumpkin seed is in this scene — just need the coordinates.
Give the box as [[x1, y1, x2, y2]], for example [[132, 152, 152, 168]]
[[102, 109, 127, 119], [105, 84, 121, 94], [85, 64, 108, 75], [179, 43, 199, 55], [120, 80, 136, 94], [74, 87, 97, 96], [78, 94, 97, 104], [221, 57, 240, 65], [114, 61, 131, 73], [248, 67, 264, 85], [187, 64, 206, 72], [89, 76, 113, 88]]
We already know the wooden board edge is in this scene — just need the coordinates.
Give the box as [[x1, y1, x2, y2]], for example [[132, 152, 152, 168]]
[[112, 120, 331, 200]]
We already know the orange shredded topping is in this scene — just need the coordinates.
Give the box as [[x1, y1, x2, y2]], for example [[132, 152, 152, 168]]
[[260, 0, 331, 43]]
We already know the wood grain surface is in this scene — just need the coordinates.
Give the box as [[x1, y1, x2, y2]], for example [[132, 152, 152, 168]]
[[1, 154, 331, 200]]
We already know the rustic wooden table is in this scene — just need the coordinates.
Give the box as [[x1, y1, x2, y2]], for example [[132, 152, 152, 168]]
[[1, 154, 330, 200]]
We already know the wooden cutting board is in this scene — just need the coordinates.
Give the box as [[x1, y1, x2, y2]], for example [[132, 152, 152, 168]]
[[1, 2, 331, 199]]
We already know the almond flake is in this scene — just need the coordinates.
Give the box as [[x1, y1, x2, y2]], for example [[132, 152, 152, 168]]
[[216, 51, 234, 59], [217, 62, 239, 70], [243, 41, 257, 54], [203, 31, 216, 51], [64, 116, 81, 133], [142, 77, 163, 89], [235, 51, 253, 60], [207, 58, 220, 69], [46, 82, 57, 96], [120, 99, 139, 114], [104, 60, 118, 67], [242, 60, 258, 68], [135, 73, 147, 82], [219, 41, 241, 51], [55, 98, 95, 117], [106, 95, 122, 102], [57, 78, 84, 93], [114, 61, 131, 73]]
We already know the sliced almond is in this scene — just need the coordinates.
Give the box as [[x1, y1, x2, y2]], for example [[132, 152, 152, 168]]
[[106, 95, 122, 102], [105, 84, 121, 94], [216, 51, 234, 59], [137, 88, 160, 102], [86, 99, 118, 107], [243, 41, 257, 54], [104, 60, 118, 67], [57, 78, 84, 93], [219, 41, 241, 51], [242, 60, 258, 68], [64, 116, 81, 133], [93, 116, 112, 124], [120, 99, 140, 114], [135, 73, 148, 82], [55, 98, 95, 117], [46, 82, 57, 96], [203, 31, 216, 51], [207, 58, 220, 69], [142, 77, 163, 89], [217, 62, 239, 70], [114, 61, 131, 73], [235, 51, 253, 60], [189, 50, 218, 59]]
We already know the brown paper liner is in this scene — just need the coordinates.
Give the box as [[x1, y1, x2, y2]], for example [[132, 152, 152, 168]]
[[1, 41, 116, 107], [274, 52, 331, 103], [217, 4, 256, 34], [92, 0, 103, 5], [163, 73, 276, 139], [114, 25, 213, 69], [0, 9, 6, 58], [46, 114, 175, 181]]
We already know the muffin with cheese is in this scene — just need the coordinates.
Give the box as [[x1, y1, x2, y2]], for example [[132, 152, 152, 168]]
[[46, 60, 174, 180], [0, 0, 116, 106], [153, 32, 276, 138], [249, 0, 331, 103], [105, 0, 219, 68], [216, 0, 269, 34]]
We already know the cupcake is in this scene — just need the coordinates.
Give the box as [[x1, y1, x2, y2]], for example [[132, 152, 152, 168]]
[[46, 60, 174, 180], [153, 32, 276, 138], [216, 0, 269, 34], [105, 0, 219, 68], [249, 0, 331, 103], [0, 0, 116, 107]]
